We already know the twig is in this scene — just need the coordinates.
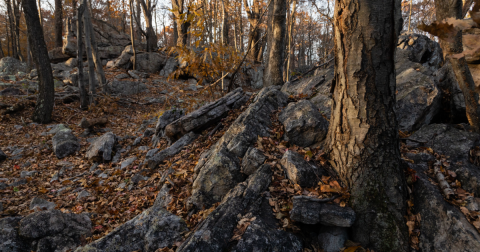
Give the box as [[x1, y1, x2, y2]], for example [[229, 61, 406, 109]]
[[208, 122, 223, 137]]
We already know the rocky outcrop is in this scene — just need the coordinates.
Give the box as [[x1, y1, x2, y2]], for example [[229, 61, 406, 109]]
[[164, 88, 249, 142], [279, 100, 328, 147], [407, 156, 480, 252], [407, 124, 479, 162], [244, 65, 264, 89], [280, 150, 323, 187], [52, 128, 80, 159], [159, 57, 179, 77], [75, 186, 187, 252], [186, 87, 287, 211], [133, 52, 167, 73], [85, 132, 116, 162], [397, 33, 443, 71], [0, 57, 28, 75], [290, 196, 356, 227], [281, 74, 326, 97], [395, 51, 442, 132], [178, 164, 303, 252], [106, 80, 147, 96], [146, 132, 199, 169], [0, 210, 91, 252], [241, 147, 266, 176]]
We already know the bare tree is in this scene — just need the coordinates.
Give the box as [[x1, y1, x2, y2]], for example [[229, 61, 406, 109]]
[[54, 0, 63, 47], [137, 0, 158, 51], [77, 4, 88, 109], [23, 0, 55, 123], [82, 0, 97, 105], [172, 0, 193, 46], [325, 0, 408, 250], [243, 0, 262, 62]]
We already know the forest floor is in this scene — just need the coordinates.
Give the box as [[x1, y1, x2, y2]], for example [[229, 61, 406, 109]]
[[1, 67, 480, 251]]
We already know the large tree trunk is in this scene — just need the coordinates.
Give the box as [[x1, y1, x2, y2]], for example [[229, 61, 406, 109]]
[[55, 0, 63, 48], [221, 0, 228, 46], [82, 0, 96, 105], [263, 0, 286, 87], [77, 4, 88, 109], [138, 0, 158, 52], [244, 0, 262, 62], [6, 0, 17, 59], [325, 0, 408, 251], [435, 0, 480, 132], [23, 0, 55, 123]]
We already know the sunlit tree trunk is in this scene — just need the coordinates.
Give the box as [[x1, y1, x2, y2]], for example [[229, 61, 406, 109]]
[[325, 0, 408, 250], [23, 0, 55, 123], [435, 0, 480, 131], [138, 0, 158, 51], [286, 0, 296, 81], [263, 0, 286, 86]]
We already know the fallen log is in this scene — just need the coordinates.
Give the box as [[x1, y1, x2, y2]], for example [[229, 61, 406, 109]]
[[164, 88, 248, 142], [0, 100, 35, 115], [79, 117, 108, 129]]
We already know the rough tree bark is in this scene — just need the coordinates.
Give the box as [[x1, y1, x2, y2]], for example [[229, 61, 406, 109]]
[[263, 0, 286, 87], [23, 0, 55, 123], [82, 0, 96, 105], [55, 0, 63, 48], [221, 0, 229, 45], [436, 0, 480, 132], [172, 0, 192, 46], [77, 4, 88, 109], [325, 0, 408, 251], [5, 0, 17, 59], [13, 0, 24, 61]]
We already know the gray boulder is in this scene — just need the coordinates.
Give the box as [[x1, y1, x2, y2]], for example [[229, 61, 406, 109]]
[[133, 52, 166, 73], [113, 46, 134, 69], [159, 57, 179, 77], [85, 132, 116, 162], [0, 217, 30, 252], [18, 210, 91, 252], [290, 196, 355, 227], [179, 164, 302, 252], [280, 150, 323, 187], [241, 147, 266, 176], [455, 163, 480, 198], [409, 159, 480, 252], [407, 124, 479, 162], [310, 93, 332, 119], [281, 74, 326, 97], [30, 197, 56, 211], [244, 65, 264, 89], [279, 100, 328, 147], [106, 80, 147, 96], [97, 46, 124, 60], [186, 87, 287, 211], [75, 188, 187, 252], [52, 128, 80, 159], [395, 49, 442, 132], [0, 57, 28, 75], [317, 227, 349, 252], [155, 108, 185, 138], [397, 33, 443, 71]]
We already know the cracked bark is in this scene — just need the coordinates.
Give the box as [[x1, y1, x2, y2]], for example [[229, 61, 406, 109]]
[[325, 0, 408, 251]]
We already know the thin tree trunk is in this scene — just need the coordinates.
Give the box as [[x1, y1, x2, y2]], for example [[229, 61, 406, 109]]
[[55, 0, 63, 48], [0, 40, 4, 58], [122, 0, 126, 33], [23, 0, 55, 123], [408, 0, 413, 32], [325, 0, 408, 250], [221, 0, 228, 45], [463, 0, 474, 18], [286, 0, 296, 81], [6, 0, 17, 59], [436, 0, 480, 131], [138, 0, 158, 52], [13, 0, 23, 61], [263, 0, 286, 86], [37, 0, 42, 27], [85, 7, 106, 91], [77, 4, 88, 109], [129, 0, 137, 70], [82, 0, 96, 105]]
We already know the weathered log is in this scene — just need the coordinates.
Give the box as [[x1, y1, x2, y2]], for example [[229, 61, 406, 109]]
[[0, 100, 35, 115], [79, 117, 108, 129], [164, 88, 248, 142]]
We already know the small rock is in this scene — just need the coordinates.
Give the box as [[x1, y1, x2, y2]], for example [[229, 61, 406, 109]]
[[155, 108, 185, 138], [77, 190, 91, 201], [115, 73, 129, 79], [98, 173, 108, 179], [133, 137, 142, 146], [0, 182, 7, 190], [117, 182, 126, 189], [89, 163, 98, 172], [10, 179, 27, 187], [142, 128, 155, 138], [280, 150, 323, 187], [85, 132, 116, 162], [127, 70, 140, 79], [14, 125, 23, 130], [131, 173, 148, 184], [290, 196, 356, 227], [42, 124, 69, 136], [241, 147, 266, 175], [30, 197, 56, 211], [0, 149, 6, 162], [121, 157, 137, 169], [50, 172, 59, 183], [138, 146, 149, 151], [112, 152, 121, 163], [20, 170, 38, 178], [52, 128, 81, 159]]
